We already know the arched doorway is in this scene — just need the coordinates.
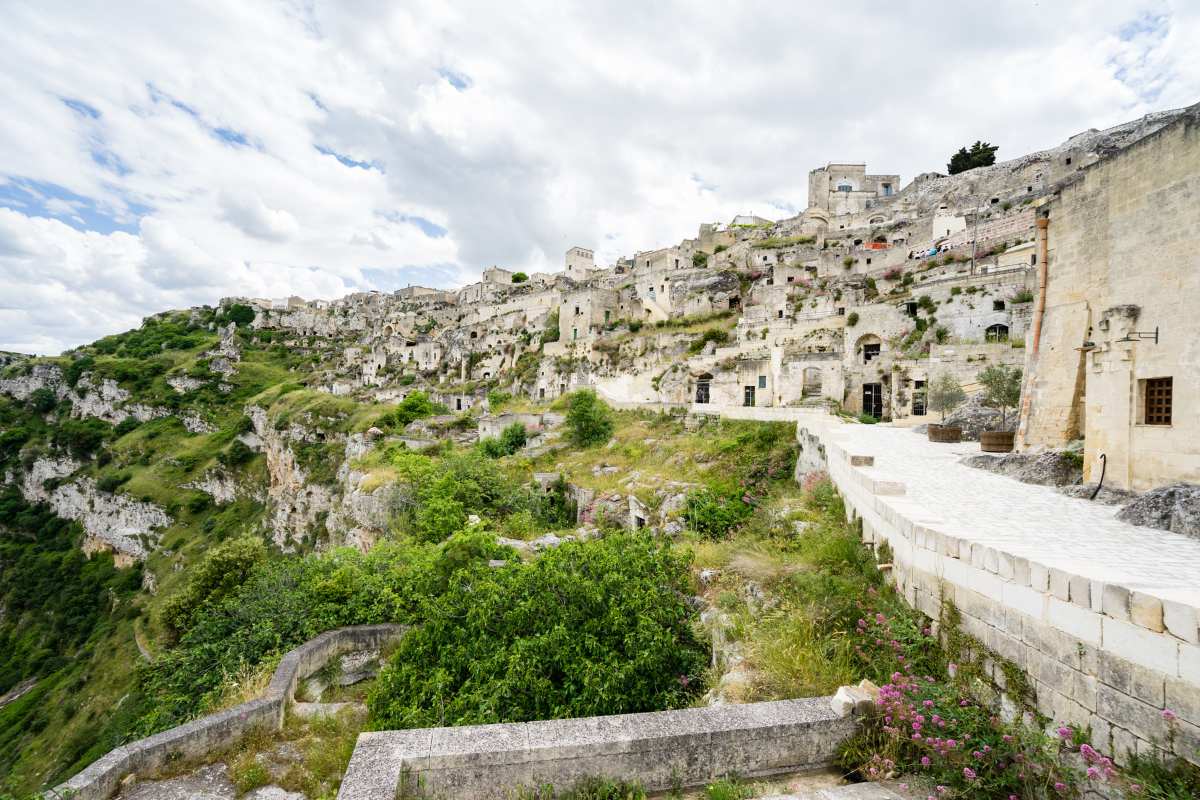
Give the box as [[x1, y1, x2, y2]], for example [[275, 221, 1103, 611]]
[[985, 324, 1010, 342]]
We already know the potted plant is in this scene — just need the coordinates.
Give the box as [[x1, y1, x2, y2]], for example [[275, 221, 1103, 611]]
[[926, 372, 966, 443], [977, 364, 1022, 452]]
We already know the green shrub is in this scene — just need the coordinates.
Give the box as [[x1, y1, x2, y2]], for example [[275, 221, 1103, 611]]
[[367, 534, 707, 729], [96, 471, 131, 493], [218, 439, 255, 467], [857, 413, 878, 425], [542, 310, 560, 344], [1010, 288, 1035, 303], [685, 486, 753, 539], [846, 312, 860, 327], [221, 304, 256, 327], [52, 418, 111, 458], [564, 390, 613, 448], [27, 388, 56, 414], [385, 391, 442, 430], [688, 328, 730, 354], [114, 417, 141, 437], [511, 272, 529, 283], [487, 389, 511, 410], [692, 252, 709, 267], [500, 421, 528, 453], [160, 538, 268, 637], [704, 777, 751, 800]]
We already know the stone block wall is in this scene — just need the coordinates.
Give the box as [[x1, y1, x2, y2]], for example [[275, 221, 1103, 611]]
[[49, 624, 406, 800], [336, 697, 856, 800], [800, 418, 1200, 768]]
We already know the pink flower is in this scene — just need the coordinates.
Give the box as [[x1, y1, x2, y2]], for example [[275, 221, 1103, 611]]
[[1056, 725, 1073, 739], [920, 756, 931, 766], [1086, 767, 1100, 779], [1054, 782, 1066, 793], [1162, 708, 1178, 722]]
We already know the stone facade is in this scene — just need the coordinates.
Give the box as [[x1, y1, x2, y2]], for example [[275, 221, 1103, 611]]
[[1019, 106, 1200, 490]]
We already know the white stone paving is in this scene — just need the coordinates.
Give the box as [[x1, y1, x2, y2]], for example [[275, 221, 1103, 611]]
[[824, 424, 1200, 601]]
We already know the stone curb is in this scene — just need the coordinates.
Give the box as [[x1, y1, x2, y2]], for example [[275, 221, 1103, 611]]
[[46, 624, 406, 800]]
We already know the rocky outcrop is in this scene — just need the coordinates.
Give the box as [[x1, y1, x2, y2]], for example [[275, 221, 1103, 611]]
[[21, 455, 81, 501], [46, 476, 170, 564], [0, 363, 63, 400], [961, 451, 1082, 487], [185, 470, 242, 505], [1116, 483, 1200, 538]]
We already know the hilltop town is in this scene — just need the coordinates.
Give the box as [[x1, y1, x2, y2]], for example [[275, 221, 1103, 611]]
[[1, 102, 1198, 800]]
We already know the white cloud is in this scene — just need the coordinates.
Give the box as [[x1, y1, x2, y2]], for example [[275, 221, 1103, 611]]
[[0, 0, 1197, 353]]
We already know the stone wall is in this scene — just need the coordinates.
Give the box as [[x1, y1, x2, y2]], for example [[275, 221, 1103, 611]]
[[336, 697, 856, 800], [798, 417, 1200, 769], [1020, 106, 1200, 490], [49, 625, 405, 800]]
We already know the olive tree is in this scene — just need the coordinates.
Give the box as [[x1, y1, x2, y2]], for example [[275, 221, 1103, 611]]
[[927, 373, 966, 423], [977, 364, 1022, 429]]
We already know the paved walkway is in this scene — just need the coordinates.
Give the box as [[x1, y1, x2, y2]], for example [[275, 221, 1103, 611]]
[[823, 424, 1200, 602]]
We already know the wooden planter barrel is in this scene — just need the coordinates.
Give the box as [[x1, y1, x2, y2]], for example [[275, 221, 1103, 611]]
[[927, 424, 963, 443], [980, 431, 1015, 453]]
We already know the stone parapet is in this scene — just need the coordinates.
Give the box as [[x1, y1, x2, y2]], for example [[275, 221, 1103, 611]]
[[337, 697, 856, 800], [48, 624, 406, 800], [798, 417, 1200, 767]]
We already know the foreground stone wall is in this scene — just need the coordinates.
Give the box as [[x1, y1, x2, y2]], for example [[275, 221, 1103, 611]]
[[337, 697, 855, 800], [49, 625, 405, 800], [799, 417, 1200, 768]]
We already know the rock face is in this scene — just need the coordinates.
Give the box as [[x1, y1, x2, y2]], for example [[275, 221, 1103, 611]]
[[1116, 483, 1200, 538], [961, 451, 1082, 487], [18, 457, 171, 563]]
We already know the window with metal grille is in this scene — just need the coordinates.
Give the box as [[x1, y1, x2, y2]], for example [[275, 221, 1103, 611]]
[[1143, 377, 1172, 425]]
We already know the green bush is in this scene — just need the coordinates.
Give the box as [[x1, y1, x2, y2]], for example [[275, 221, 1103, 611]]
[[511, 272, 529, 284], [500, 421, 528, 453], [688, 328, 729, 354], [27, 389, 56, 414], [846, 312, 859, 327], [486, 389, 511, 410], [218, 439, 255, 467], [385, 391, 443, 430], [368, 533, 707, 729], [685, 485, 753, 539], [160, 538, 267, 637], [564, 390, 613, 448], [692, 252, 709, 267], [52, 418, 111, 458]]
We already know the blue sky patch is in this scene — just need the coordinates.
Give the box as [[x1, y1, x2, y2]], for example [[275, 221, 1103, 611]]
[[361, 262, 460, 292], [378, 210, 447, 238], [315, 144, 379, 171], [438, 68, 471, 91], [0, 178, 147, 235], [214, 127, 251, 147], [62, 98, 100, 119]]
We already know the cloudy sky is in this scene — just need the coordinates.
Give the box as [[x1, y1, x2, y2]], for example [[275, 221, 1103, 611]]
[[1, 1, 1196, 354]]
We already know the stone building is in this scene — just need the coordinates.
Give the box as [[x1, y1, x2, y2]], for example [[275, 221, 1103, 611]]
[[807, 163, 900, 216], [1018, 105, 1200, 491]]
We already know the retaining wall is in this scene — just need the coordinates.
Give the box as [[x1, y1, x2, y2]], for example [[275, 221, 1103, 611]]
[[798, 417, 1200, 768], [49, 624, 406, 800], [336, 697, 856, 800]]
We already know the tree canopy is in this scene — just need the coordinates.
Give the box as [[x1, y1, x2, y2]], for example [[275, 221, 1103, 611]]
[[947, 141, 999, 175]]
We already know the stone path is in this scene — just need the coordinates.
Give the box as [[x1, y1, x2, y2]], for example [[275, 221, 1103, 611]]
[[758, 784, 904, 800], [826, 424, 1200, 603]]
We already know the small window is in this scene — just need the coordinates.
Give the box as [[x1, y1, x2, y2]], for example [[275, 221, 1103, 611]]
[[777, 310, 783, 318], [758, 376, 767, 389], [787, 276, 795, 283], [575, 306, 581, 315], [837, 307, 845, 316], [1031, 254, 1037, 266], [863, 343, 881, 363], [1141, 378, 1172, 425], [1065, 157, 1072, 166], [993, 300, 1005, 311]]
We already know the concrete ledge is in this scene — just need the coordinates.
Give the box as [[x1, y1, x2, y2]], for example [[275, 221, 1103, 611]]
[[337, 697, 856, 800], [49, 624, 406, 800]]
